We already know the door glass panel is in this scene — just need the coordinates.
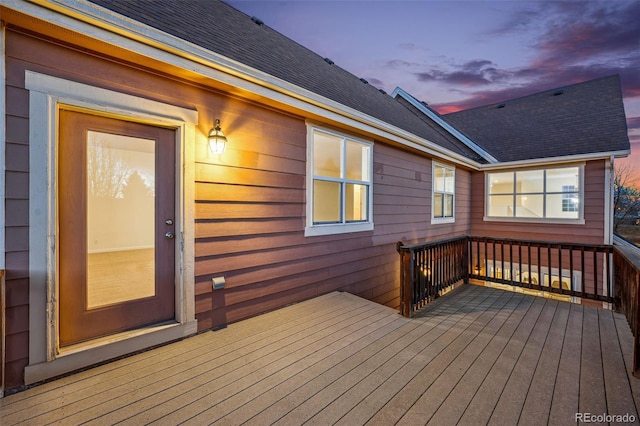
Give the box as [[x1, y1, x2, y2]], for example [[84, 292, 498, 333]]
[[86, 131, 156, 308]]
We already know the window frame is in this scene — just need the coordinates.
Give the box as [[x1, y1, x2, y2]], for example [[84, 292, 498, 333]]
[[432, 162, 455, 224], [305, 125, 374, 237], [484, 164, 585, 224]]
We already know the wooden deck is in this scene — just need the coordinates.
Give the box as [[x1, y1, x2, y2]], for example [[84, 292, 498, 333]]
[[1, 284, 639, 425]]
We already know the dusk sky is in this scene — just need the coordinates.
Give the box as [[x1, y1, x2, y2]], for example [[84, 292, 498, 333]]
[[227, 0, 639, 182]]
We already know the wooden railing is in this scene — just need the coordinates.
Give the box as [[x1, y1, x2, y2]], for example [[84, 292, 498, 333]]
[[397, 236, 614, 317], [613, 237, 640, 377], [397, 235, 640, 374], [396, 237, 468, 317], [468, 236, 613, 302]]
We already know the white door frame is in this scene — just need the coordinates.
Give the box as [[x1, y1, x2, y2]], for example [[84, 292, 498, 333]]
[[24, 71, 197, 384]]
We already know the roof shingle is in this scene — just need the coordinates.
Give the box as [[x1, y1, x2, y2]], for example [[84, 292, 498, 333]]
[[86, 0, 486, 162], [86, 1, 629, 165], [443, 76, 630, 162]]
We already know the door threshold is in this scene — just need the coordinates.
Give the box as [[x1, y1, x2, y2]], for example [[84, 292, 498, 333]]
[[25, 320, 197, 385], [58, 320, 179, 356]]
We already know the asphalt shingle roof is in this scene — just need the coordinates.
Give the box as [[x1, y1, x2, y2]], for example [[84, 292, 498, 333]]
[[443, 76, 630, 162], [86, 0, 486, 163], [86, 1, 629, 165]]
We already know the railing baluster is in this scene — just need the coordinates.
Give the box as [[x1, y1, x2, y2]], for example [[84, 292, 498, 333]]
[[547, 243, 552, 292], [558, 244, 562, 294], [475, 239, 480, 277], [527, 243, 532, 289], [580, 247, 584, 297], [607, 247, 612, 300], [484, 238, 488, 279], [569, 246, 575, 298], [492, 240, 496, 279], [398, 236, 618, 318], [537, 245, 542, 289]]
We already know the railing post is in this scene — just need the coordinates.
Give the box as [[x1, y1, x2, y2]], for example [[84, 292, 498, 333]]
[[463, 237, 470, 284], [397, 241, 413, 317], [397, 237, 469, 317]]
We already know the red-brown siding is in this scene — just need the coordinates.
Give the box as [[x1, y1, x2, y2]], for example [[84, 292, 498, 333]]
[[3, 28, 472, 389], [4, 22, 613, 393]]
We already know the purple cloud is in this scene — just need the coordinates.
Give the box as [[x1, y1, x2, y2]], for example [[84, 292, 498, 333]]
[[628, 118, 640, 143], [415, 59, 511, 87], [533, 1, 640, 68]]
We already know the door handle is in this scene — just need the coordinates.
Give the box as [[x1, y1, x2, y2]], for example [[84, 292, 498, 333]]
[[165, 232, 175, 240]]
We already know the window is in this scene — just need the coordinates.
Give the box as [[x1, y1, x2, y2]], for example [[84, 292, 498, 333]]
[[306, 126, 373, 236], [433, 163, 455, 222], [562, 185, 579, 212], [486, 166, 582, 220]]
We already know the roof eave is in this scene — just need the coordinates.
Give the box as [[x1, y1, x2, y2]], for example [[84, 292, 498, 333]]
[[478, 149, 631, 171], [11, 0, 483, 169]]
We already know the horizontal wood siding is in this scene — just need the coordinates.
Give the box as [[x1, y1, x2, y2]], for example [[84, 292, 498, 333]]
[[4, 26, 475, 391], [372, 145, 471, 245], [368, 145, 471, 306], [4, 43, 30, 389], [470, 161, 607, 244]]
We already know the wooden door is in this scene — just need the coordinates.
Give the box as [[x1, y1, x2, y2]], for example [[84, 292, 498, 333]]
[[58, 110, 176, 346]]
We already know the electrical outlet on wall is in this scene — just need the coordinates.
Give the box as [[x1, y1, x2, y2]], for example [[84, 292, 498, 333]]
[[212, 276, 225, 290]]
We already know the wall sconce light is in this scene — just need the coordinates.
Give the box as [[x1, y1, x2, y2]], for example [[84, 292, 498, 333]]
[[208, 119, 227, 154]]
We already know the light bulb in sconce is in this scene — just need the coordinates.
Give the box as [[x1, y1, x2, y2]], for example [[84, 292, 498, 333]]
[[208, 119, 227, 154]]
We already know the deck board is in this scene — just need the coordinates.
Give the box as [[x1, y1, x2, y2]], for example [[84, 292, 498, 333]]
[[600, 308, 638, 420], [519, 300, 570, 425], [547, 303, 583, 425], [579, 306, 608, 417], [426, 292, 532, 425], [365, 286, 505, 426], [332, 286, 487, 426], [394, 290, 518, 425], [1, 284, 638, 425], [488, 298, 558, 425], [457, 296, 547, 425], [614, 314, 640, 411]]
